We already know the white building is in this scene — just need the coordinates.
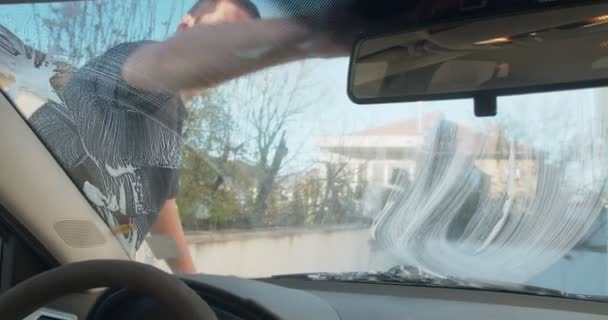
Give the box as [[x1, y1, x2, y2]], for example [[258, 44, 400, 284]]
[[318, 114, 437, 190], [318, 113, 539, 197]]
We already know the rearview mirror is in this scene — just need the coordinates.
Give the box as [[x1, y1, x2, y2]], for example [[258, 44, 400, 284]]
[[348, 2, 608, 116]]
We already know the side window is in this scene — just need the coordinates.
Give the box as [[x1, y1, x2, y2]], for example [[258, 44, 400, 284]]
[[0, 206, 53, 292], [0, 216, 9, 292]]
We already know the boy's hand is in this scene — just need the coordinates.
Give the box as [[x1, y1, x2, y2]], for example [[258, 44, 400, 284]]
[[296, 31, 355, 59]]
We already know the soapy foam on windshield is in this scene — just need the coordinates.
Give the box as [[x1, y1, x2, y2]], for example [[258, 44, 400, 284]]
[[371, 105, 608, 283], [106, 164, 136, 177], [83, 181, 107, 207], [0, 25, 61, 107], [1, 24, 185, 257]]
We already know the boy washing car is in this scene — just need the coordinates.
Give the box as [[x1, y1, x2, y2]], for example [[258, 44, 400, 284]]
[[29, 0, 342, 273]]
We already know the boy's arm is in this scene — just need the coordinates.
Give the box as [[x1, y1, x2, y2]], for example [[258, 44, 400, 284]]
[[122, 19, 342, 92], [152, 199, 197, 274]]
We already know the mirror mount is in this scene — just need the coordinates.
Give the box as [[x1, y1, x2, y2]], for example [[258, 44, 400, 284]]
[[474, 92, 497, 117]]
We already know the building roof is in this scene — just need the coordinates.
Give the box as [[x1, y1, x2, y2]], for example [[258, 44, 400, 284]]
[[350, 113, 439, 137], [322, 113, 537, 158]]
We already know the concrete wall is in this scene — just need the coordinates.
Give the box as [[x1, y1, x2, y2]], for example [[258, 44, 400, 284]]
[[182, 224, 607, 296], [185, 225, 393, 278]]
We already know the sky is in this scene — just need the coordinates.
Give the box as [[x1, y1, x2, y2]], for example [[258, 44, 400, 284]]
[[0, 0, 604, 172]]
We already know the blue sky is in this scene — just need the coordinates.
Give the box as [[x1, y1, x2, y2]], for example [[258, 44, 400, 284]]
[[0, 1, 452, 163], [1, 0, 602, 172]]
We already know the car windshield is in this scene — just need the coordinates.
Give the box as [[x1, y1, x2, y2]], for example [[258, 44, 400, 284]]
[[3, 0, 608, 300]]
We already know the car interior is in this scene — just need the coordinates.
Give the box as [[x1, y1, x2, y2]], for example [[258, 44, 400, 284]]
[[2, 0, 608, 319]]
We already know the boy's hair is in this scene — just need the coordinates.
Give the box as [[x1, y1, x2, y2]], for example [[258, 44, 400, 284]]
[[188, 0, 261, 19]]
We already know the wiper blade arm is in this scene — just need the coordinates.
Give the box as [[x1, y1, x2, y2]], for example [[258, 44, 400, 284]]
[[272, 265, 608, 303], [272, 265, 447, 285]]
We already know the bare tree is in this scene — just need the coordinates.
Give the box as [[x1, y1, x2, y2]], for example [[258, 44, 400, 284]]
[[34, 0, 183, 65], [178, 66, 316, 229], [221, 63, 319, 226]]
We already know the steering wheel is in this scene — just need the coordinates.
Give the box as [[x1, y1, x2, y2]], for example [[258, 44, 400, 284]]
[[0, 260, 217, 320]]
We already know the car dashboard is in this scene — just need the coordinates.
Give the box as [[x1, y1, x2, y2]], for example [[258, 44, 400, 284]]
[[83, 273, 608, 320]]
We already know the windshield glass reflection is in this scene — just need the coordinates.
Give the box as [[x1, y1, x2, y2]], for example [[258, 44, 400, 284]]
[[1, 0, 608, 300]]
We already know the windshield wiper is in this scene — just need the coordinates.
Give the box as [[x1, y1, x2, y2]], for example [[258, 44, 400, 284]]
[[272, 265, 608, 303]]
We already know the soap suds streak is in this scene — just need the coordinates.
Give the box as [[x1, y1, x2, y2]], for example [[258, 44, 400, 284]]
[[0, 24, 61, 105], [371, 115, 607, 283], [13, 40, 186, 253]]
